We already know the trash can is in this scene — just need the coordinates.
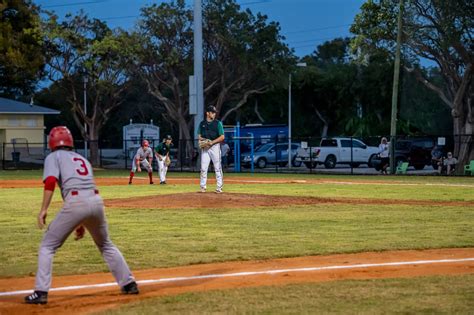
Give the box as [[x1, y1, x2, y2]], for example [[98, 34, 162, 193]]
[[11, 152, 20, 163]]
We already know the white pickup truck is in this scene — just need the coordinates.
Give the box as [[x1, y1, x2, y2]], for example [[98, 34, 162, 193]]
[[295, 137, 380, 169]]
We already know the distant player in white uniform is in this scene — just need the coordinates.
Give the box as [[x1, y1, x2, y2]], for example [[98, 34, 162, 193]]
[[128, 139, 154, 185], [198, 105, 225, 193], [25, 126, 138, 305], [154, 135, 173, 185]]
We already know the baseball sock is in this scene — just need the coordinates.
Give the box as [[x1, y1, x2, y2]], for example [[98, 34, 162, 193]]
[[129, 172, 134, 183], [148, 172, 153, 184]]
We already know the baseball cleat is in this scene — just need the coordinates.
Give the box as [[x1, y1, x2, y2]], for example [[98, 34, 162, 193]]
[[121, 281, 139, 295], [215, 188, 223, 194], [128, 182, 132, 185], [24, 291, 48, 304], [150, 182, 154, 185], [200, 187, 206, 193], [160, 181, 166, 185]]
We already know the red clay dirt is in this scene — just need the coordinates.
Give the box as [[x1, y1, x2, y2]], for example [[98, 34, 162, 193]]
[[105, 192, 474, 208], [1, 177, 473, 208], [0, 248, 473, 315]]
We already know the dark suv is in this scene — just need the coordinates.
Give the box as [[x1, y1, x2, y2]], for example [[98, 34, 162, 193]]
[[373, 138, 435, 171], [395, 138, 435, 170]]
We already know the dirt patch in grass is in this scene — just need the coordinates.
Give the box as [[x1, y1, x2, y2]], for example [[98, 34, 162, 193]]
[[0, 248, 473, 314], [105, 192, 474, 209]]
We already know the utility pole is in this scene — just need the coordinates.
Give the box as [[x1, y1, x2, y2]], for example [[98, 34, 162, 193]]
[[193, 0, 204, 140], [390, 0, 404, 174]]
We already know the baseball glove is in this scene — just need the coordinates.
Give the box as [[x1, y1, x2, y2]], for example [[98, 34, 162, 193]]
[[199, 139, 212, 150], [165, 156, 171, 166]]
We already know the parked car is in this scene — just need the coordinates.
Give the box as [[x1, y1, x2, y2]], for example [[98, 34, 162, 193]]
[[295, 137, 380, 169], [373, 138, 436, 171], [241, 143, 301, 168]]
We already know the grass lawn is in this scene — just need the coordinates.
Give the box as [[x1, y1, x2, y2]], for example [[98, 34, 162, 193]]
[[102, 274, 474, 314], [0, 172, 473, 313]]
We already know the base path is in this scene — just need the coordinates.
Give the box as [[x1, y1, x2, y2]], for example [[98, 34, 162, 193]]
[[1, 248, 473, 314]]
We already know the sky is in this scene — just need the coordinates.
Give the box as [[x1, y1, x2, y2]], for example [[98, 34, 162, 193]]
[[35, 0, 366, 57]]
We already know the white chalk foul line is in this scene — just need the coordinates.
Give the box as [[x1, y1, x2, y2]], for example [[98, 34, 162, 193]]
[[1, 257, 474, 297]]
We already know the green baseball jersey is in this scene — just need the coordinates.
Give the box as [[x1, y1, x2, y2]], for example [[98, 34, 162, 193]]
[[155, 142, 171, 156], [198, 119, 224, 140]]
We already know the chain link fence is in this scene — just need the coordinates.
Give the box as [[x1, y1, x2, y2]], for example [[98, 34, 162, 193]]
[[2, 135, 473, 176]]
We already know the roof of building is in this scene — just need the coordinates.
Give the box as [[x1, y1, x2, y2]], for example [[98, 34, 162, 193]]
[[0, 97, 60, 115]]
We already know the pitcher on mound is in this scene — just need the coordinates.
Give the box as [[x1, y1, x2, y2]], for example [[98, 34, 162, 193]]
[[198, 106, 225, 193]]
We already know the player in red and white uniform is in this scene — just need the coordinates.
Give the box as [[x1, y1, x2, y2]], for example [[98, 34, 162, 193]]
[[24, 126, 138, 305], [128, 139, 154, 185]]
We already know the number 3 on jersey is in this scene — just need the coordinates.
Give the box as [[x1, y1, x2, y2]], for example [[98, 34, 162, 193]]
[[73, 157, 90, 176]]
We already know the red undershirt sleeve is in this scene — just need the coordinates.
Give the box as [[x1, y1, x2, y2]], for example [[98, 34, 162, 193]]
[[44, 176, 58, 191]]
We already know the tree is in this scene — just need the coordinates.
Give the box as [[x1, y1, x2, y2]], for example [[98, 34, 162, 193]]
[[0, 0, 45, 97], [130, 0, 293, 158], [42, 13, 133, 166], [351, 0, 474, 171], [203, 0, 293, 122]]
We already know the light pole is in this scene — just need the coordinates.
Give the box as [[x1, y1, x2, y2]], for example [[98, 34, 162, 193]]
[[288, 62, 307, 169], [193, 0, 204, 141], [83, 76, 88, 160]]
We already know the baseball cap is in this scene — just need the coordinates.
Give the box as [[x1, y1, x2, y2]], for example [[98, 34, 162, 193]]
[[206, 105, 217, 113], [165, 135, 172, 140]]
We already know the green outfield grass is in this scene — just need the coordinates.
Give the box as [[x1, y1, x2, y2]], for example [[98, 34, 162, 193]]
[[102, 274, 474, 314], [0, 172, 473, 312]]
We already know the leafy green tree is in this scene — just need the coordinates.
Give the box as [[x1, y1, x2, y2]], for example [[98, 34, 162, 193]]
[[130, 0, 293, 157], [41, 12, 133, 166], [292, 38, 361, 137], [351, 0, 474, 170], [203, 0, 293, 122], [0, 0, 45, 97]]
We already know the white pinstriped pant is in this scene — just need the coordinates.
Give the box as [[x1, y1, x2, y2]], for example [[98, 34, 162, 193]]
[[200, 143, 223, 190]]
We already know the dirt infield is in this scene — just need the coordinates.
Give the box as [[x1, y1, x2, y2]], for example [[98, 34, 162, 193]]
[[1, 177, 473, 208], [0, 248, 473, 314], [105, 192, 474, 208], [2, 176, 473, 189]]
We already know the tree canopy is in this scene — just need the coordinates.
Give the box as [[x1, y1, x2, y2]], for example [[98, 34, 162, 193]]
[[0, 0, 45, 97], [351, 0, 473, 167]]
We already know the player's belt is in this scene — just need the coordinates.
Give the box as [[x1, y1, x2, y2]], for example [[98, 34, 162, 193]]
[[70, 189, 99, 196]]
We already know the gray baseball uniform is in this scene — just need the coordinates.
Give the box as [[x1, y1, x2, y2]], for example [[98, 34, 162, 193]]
[[35, 150, 135, 292], [132, 147, 153, 172]]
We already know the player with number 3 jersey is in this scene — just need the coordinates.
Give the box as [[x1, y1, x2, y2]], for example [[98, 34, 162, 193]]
[[25, 126, 138, 305]]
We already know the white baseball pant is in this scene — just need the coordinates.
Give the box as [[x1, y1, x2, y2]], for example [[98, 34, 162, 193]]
[[157, 158, 168, 182], [200, 143, 223, 190]]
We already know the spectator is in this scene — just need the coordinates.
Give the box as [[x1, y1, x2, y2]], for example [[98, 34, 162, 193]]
[[378, 137, 390, 175], [431, 145, 444, 174], [221, 142, 230, 169], [443, 152, 458, 175]]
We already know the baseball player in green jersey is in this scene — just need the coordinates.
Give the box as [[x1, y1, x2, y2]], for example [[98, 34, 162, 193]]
[[25, 126, 138, 305], [198, 105, 225, 193], [154, 135, 172, 184]]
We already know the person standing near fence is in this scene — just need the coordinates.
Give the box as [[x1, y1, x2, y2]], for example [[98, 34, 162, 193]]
[[198, 106, 225, 193], [154, 135, 173, 184], [128, 140, 154, 185], [378, 137, 389, 175], [220, 142, 230, 169], [25, 126, 138, 305]]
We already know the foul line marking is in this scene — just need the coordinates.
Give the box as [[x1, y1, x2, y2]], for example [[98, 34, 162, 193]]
[[1, 257, 474, 297]]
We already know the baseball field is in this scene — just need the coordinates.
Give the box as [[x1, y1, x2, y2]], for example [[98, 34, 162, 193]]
[[0, 170, 473, 314]]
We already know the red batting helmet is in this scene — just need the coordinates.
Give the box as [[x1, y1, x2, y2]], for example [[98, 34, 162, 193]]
[[48, 126, 74, 151], [142, 140, 149, 147]]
